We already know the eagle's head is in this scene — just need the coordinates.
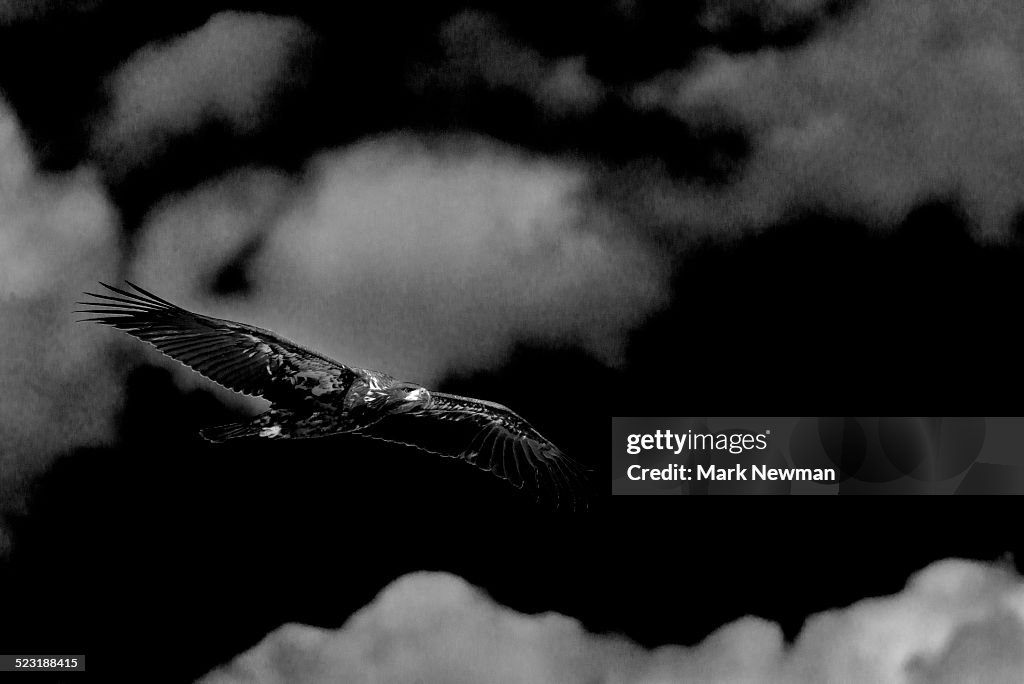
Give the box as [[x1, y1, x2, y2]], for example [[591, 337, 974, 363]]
[[386, 383, 431, 412]]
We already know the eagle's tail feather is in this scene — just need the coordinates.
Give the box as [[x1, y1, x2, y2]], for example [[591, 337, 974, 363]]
[[201, 410, 288, 443], [201, 421, 263, 443]]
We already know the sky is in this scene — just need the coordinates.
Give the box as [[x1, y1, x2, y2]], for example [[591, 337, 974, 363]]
[[2, 0, 1024, 680], [5, 0, 1024, 508]]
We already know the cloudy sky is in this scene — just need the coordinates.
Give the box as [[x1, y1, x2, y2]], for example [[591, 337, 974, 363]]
[[2, 0, 1024, 681]]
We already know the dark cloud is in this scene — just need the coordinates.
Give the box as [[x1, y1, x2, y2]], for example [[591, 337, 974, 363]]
[[0, 0, 101, 24], [413, 11, 606, 116], [700, 0, 850, 38]]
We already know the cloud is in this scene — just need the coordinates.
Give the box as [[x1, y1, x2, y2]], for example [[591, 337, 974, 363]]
[[129, 135, 665, 387], [200, 559, 1024, 684], [624, 0, 1024, 237], [907, 610, 1024, 683], [413, 11, 605, 115], [0, 0, 101, 24], [92, 11, 314, 174], [0, 97, 121, 527], [700, 0, 842, 33]]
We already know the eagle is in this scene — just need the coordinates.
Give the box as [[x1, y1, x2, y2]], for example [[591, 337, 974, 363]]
[[77, 282, 588, 507]]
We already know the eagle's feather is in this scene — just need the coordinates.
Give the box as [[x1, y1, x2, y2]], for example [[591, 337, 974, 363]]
[[77, 281, 361, 402]]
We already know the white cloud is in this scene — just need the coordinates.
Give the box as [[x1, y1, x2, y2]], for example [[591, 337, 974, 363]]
[[129, 135, 665, 387], [628, 0, 1024, 237], [0, 97, 121, 523], [93, 11, 313, 174], [199, 559, 1024, 684]]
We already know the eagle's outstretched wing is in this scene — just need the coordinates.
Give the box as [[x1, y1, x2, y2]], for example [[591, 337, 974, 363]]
[[76, 282, 359, 401], [356, 392, 589, 509]]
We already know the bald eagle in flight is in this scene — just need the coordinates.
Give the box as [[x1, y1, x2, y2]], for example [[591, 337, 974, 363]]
[[77, 282, 587, 507]]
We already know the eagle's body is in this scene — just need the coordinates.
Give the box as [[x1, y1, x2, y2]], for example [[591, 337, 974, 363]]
[[77, 282, 586, 506]]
